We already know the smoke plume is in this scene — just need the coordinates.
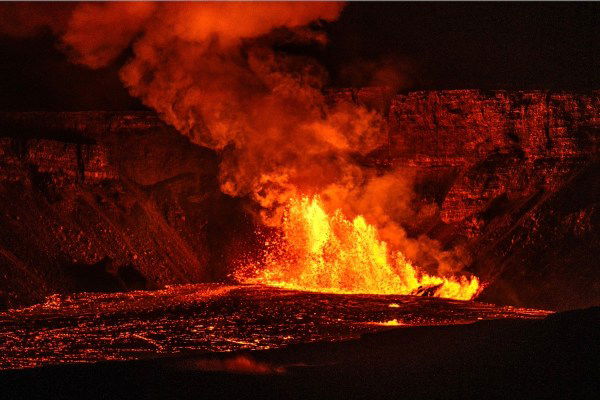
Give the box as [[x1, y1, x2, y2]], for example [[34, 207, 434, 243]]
[[0, 2, 469, 277]]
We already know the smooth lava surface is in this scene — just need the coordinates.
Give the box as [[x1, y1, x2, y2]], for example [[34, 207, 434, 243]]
[[0, 284, 552, 370]]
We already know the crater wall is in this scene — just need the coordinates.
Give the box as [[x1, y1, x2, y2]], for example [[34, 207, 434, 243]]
[[0, 89, 598, 310]]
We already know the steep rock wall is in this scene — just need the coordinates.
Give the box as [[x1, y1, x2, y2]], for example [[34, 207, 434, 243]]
[[388, 90, 598, 233], [0, 113, 230, 307], [0, 89, 598, 310], [385, 90, 599, 309]]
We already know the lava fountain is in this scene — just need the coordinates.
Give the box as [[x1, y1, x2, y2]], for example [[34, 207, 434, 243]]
[[236, 196, 481, 301]]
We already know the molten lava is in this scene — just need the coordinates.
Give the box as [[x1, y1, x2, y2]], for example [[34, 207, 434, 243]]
[[237, 196, 480, 301]]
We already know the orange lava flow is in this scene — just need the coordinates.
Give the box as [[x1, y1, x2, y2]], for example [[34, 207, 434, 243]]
[[236, 196, 481, 301]]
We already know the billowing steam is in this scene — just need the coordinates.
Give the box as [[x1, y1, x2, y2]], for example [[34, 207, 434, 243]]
[[0, 2, 472, 280]]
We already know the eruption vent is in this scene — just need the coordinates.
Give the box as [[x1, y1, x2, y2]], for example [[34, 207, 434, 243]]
[[0, 3, 483, 300], [236, 196, 480, 301]]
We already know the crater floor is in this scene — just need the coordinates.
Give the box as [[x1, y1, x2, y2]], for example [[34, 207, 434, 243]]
[[0, 284, 550, 370]]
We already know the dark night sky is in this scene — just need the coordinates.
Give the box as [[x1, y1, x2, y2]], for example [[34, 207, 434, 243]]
[[0, 2, 598, 111]]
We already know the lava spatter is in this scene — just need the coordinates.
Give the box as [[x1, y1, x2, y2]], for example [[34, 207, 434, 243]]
[[237, 196, 480, 300]]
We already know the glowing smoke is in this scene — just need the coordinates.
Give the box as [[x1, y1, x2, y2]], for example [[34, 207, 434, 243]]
[[0, 2, 473, 280]]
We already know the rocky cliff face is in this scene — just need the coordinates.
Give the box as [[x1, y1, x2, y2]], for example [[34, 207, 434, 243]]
[[0, 112, 248, 307], [0, 89, 598, 310], [389, 90, 598, 228], [385, 90, 600, 309]]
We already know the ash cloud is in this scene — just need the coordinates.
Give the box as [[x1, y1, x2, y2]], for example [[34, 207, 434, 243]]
[[0, 2, 471, 278]]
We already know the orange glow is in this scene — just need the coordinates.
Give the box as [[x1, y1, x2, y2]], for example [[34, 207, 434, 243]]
[[193, 355, 284, 375], [372, 319, 404, 326], [237, 196, 481, 301]]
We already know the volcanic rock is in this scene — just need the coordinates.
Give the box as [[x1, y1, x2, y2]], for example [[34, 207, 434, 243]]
[[382, 90, 599, 309], [0, 89, 598, 310], [0, 112, 228, 307]]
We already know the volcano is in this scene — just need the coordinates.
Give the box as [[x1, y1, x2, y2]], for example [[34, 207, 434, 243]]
[[0, 89, 598, 312], [0, 2, 598, 399]]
